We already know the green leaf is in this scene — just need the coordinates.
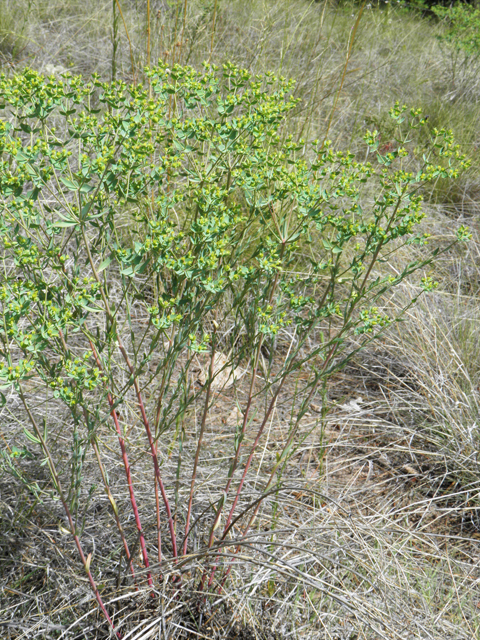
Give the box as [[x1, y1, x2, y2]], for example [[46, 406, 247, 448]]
[[23, 428, 41, 444], [98, 254, 113, 272], [60, 176, 79, 191], [78, 304, 102, 313], [54, 210, 76, 222], [80, 202, 92, 219], [53, 220, 79, 228], [120, 266, 134, 276]]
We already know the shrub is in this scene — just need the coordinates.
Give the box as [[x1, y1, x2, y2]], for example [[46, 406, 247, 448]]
[[432, 1, 480, 60], [432, 2, 480, 91], [0, 63, 470, 636]]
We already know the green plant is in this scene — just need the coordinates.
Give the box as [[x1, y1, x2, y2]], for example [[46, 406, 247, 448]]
[[433, 2, 480, 59], [0, 63, 470, 636], [432, 2, 480, 89]]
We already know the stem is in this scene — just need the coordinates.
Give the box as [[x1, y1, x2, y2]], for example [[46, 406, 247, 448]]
[[154, 463, 162, 566], [205, 257, 285, 548], [117, 339, 178, 559], [183, 329, 217, 556], [208, 0, 218, 65], [221, 383, 284, 538], [171, 0, 181, 65], [146, 0, 151, 69], [321, 0, 366, 148], [81, 227, 168, 569], [80, 229, 165, 567], [114, 0, 136, 84], [204, 379, 286, 590], [89, 342, 153, 586], [18, 386, 121, 638], [213, 374, 323, 592], [179, 0, 189, 64], [90, 435, 138, 586], [112, 0, 119, 82]]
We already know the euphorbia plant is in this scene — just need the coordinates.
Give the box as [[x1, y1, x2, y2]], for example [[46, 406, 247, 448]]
[[0, 62, 470, 636]]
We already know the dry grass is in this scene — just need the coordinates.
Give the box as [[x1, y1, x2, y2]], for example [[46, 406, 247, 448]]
[[2, 293, 480, 638], [1, 1, 480, 638]]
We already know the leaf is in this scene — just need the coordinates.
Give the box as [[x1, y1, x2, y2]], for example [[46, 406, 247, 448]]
[[53, 221, 78, 228], [137, 259, 151, 274], [0, 391, 5, 407], [23, 428, 41, 444], [78, 304, 102, 313], [26, 186, 41, 202], [55, 209, 77, 222], [98, 254, 113, 272], [60, 176, 79, 191], [108, 494, 119, 516], [24, 164, 38, 178], [53, 220, 79, 228], [80, 202, 92, 219]]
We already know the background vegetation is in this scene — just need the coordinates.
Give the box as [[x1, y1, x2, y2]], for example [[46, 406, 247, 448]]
[[0, 1, 479, 639]]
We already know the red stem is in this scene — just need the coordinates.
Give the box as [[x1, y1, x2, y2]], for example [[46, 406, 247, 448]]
[[217, 371, 328, 591], [90, 437, 138, 585], [154, 449, 163, 565], [117, 339, 178, 559], [200, 267, 285, 589], [204, 379, 285, 590], [72, 530, 122, 638], [223, 381, 284, 538], [205, 347, 261, 547], [18, 387, 122, 638], [90, 342, 153, 586]]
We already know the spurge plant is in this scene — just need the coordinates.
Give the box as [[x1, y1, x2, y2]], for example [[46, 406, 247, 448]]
[[0, 62, 470, 636]]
